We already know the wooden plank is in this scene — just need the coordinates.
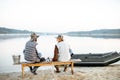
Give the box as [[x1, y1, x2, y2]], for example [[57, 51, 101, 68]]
[[21, 61, 74, 78]]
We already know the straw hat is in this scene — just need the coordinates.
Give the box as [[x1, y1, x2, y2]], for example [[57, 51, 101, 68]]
[[30, 32, 39, 39]]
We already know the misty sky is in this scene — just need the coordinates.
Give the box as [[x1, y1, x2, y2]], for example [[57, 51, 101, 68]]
[[0, 0, 120, 32]]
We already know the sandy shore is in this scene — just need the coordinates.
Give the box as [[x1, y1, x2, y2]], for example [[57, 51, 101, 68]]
[[0, 64, 120, 80]]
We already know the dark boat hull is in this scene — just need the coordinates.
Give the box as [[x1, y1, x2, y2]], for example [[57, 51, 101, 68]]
[[71, 52, 120, 66]]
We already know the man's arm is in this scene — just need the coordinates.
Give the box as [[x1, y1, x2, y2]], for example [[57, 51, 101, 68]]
[[53, 45, 58, 61]]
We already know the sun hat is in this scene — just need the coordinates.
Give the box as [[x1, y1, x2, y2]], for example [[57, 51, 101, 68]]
[[56, 34, 63, 39], [30, 32, 39, 39]]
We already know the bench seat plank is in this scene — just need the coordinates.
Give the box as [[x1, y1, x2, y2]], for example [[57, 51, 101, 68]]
[[21, 61, 74, 78]]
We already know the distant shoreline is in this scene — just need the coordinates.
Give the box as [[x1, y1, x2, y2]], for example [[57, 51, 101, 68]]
[[0, 27, 120, 39], [0, 34, 30, 40], [65, 33, 120, 39], [0, 33, 120, 40], [65, 28, 120, 39]]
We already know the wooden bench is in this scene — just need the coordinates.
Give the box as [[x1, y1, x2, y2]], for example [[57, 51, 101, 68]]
[[21, 61, 74, 77]]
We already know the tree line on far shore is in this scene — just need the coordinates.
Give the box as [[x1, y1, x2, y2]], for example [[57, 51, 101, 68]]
[[0, 27, 120, 38]]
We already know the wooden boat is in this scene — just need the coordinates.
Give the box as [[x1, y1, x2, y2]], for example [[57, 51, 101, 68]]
[[71, 52, 120, 66]]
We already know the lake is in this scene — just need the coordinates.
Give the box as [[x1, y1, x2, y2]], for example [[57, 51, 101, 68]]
[[0, 34, 120, 73]]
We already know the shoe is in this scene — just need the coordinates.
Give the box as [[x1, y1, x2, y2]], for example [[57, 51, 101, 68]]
[[33, 72, 37, 75], [31, 69, 37, 75], [32, 71, 37, 75], [29, 67, 37, 75], [55, 70, 61, 73], [31, 66, 39, 75]]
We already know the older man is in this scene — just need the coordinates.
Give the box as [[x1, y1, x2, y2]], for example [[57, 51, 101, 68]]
[[53, 35, 73, 73], [23, 32, 45, 75]]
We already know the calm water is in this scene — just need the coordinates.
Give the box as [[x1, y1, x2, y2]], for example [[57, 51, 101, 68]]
[[0, 34, 120, 73]]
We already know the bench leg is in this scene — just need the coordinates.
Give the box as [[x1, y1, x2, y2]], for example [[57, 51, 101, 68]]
[[22, 65, 24, 78], [71, 62, 74, 74]]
